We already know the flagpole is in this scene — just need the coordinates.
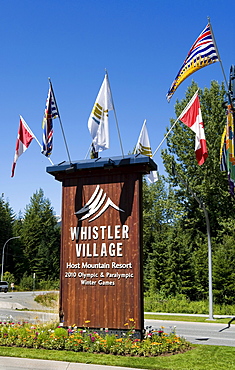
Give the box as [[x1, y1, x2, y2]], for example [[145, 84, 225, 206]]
[[152, 90, 199, 157], [48, 78, 72, 165], [208, 18, 233, 107], [20, 115, 54, 165], [34, 134, 54, 165], [85, 143, 92, 159], [105, 70, 125, 158]]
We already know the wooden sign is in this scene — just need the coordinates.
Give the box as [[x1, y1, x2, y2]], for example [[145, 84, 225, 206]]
[[47, 155, 157, 336]]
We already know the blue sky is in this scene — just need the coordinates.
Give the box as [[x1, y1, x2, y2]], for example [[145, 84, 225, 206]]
[[1, 0, 234, 216]]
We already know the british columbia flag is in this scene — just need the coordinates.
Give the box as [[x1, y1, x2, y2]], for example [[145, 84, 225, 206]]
[[166, 23, 219, 102]]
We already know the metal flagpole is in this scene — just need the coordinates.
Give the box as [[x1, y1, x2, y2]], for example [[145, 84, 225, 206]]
[[48, 78, 72, 165], [208, 18, 233, 107], [152, 90, 199, 157], [20, 115, 54, 165], [85, 143, 92, 159], [105, 70, 125, 158]]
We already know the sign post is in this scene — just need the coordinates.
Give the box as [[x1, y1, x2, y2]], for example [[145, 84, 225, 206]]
[[47, 155, 156, 337]]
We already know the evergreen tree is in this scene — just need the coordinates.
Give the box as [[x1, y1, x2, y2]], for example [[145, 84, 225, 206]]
[[21, 189, 60, 281], [160, 80, 235, 301], [142, 176, 184, 293], [12, 213, 27, 282], [0, 196, 15, 275], [212, 219, 235, 304]]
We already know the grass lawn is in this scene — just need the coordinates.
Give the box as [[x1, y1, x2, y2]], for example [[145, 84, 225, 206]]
[[0, 345, 235, 369]]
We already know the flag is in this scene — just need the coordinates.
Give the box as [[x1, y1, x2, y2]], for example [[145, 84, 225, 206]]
[[220, 105, 235, 196], [42, 82, 59, 157], [166, 24, 219, 102], [135, 120, 158, 182], [88, 74, 113, 152], [11, 116, 34, 177], [179, 92, 208, 165]]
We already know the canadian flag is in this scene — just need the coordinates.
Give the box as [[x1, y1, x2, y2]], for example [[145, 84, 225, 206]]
[[11, 116, 34, 177], [179, 92, 208, 165]]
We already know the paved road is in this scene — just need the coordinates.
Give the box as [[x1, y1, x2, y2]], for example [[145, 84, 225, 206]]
[[0, 291, 58, 323], [145, 318, 235, 347], [0, 291, 56, 310]]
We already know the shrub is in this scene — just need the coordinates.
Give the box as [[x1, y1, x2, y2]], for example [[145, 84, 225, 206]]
[[144, 293, 235, 315], [34, 292, 59, 308], [19, 273, 34, 291]]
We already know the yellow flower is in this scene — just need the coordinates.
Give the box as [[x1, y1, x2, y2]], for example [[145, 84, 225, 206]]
[[129, 318, 135, 322], [124, 322, 129, 326], [151, 342, 162, 345], [131, 344, 139, 348], [84, 320, 90, 324]]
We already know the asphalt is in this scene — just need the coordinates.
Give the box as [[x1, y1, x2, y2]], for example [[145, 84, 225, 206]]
[[0, 357, 146, 370]]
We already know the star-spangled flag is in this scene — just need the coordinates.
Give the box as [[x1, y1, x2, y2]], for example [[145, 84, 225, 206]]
[[88, 74, 113, 152], [166, 24, 219, 102], [11, 116, 34, 177], [135, 120, 158, 182], [179, 91, 208, 165], [42, 82, 59, 157]]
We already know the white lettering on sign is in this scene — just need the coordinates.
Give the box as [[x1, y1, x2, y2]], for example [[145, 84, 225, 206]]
[[106, 272, 134, 279], [75, 242, 123, 258], [70, 225, 129, 241], [111, 262, 132, 269], [64, 260, 134, 286], [98, 280, 115, 286], [81, 262, 110, 269]]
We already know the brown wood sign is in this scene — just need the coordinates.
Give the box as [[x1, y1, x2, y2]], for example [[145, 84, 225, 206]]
[[47, 155, 157, 335]]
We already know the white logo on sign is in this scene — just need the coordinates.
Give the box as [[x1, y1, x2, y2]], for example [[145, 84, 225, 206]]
[[75, 185, 124, 222]]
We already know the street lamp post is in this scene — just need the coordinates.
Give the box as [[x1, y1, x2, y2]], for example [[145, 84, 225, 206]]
[[1, 236, 20, 281]]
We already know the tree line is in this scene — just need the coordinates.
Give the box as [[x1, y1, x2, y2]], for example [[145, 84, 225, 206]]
[[143, 80, 235, 305], [1, 80, 234, 303], [0, 189, 60, 289]]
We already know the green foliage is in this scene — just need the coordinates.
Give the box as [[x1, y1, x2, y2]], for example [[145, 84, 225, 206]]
[[0, 189, 60, 287], [0, 196, 15, 274], [162, 81, 230, 227], [37, 279, 60, 291], [34, 292, 59, 308], [2, 272, 15, 285], [19, 273, 34, 291], [141, 81, 235, 306], [0, 196, 14, 246], [20, 189, 60, 281], [0, 345, 235, 370], [0, 322, 191, 356], [144, 293, 235, 315]]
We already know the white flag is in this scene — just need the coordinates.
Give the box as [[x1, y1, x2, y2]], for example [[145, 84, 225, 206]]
[[135, 120, 158, 182], [88, 74, 113, 152]]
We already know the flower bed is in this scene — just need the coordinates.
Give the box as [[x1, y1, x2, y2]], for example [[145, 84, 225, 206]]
[[0, 319, 191, 357]]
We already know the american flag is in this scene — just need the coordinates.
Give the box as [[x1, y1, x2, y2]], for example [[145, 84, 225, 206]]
[[166, 24, 219, 102], [42, 82, 59, 156]]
